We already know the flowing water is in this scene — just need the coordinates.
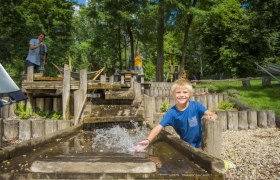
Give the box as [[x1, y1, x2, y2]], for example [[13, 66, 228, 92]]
[[0, 121, 208, 177]]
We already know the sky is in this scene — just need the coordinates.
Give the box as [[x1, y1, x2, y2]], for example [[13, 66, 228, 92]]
[[76, 0, 87, 5]]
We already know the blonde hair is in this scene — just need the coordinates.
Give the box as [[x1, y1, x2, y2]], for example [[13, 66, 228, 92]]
[[171, 78, 193, 95]]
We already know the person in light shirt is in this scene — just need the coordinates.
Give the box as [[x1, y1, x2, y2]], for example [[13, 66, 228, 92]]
[[26, 32, 47, 73]]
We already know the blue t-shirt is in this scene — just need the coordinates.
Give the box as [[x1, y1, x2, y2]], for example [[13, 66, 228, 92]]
[[160, 101, 207, 148], [26, 39, 47, 65]]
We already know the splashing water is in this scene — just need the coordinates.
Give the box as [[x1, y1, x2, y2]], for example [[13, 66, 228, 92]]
[[92, 121, 150, 153]]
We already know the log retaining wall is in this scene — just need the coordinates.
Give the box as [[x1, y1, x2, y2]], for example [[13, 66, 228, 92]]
[[1, 119, 72, 145]]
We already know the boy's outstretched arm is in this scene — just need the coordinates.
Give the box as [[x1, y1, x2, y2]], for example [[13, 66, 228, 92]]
[[138, 124, 163, 148], [204, 110, 218, 120]]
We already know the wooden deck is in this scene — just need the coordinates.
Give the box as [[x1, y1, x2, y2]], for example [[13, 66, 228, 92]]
[[21, 80, 122, 93]]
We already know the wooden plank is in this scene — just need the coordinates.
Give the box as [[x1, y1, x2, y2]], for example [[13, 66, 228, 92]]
[[83, 116, 143, 124], [22, 81, 121, 91], [63, 64, 71, 121]]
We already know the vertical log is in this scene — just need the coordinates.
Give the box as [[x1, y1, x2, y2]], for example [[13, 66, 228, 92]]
[[140, 76, 144, 83], [2, 97, 9, 119], [63, 64, 71, 120], [257, 111, 268, 128], [45, 119, 58, 135], [155, 96, 163, 113], [36, 98, 44, 112], [44, 98, 52, 114], [144, 95, 155, 126], [213, 94, 219, 109], [200, 95, 207, 107], [109, 75, 114, 83], [262, 76, 271, 87], [8, 103, 16, 117], [57, 120, 71, 130], [74, 89, 84, 124], [242, 79, 251, 87], [19, 120, 31, 140], [238, 111, 248, 130], [26, 94, 33, 114], [218, 94, 224, 105], [216, 111, 227, 131], [0, 118, 3, 146], [247, 110, 258, 129], [32, 119, 45, 138], [53, 97, 62, 113], [202, 117, 222, 158], [227, 111, 238, 130], [3, 120, 19, 140], [27, 65, 34, 82], [121, 75, 124, 84], [100, 75, 106, 83], [207, 95, 213, 110], [74, 69, 87, 125], [266, 110, 276, 128]]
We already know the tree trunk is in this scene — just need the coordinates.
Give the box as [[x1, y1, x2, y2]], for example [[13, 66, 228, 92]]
[[156, 0, 165, 82], [127, 23, 134, 70], [179, 0, 197, 79], [118, 24, 122, 70]]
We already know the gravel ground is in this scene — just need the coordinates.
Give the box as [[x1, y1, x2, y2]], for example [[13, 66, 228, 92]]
[[222, 127, 280, 180]]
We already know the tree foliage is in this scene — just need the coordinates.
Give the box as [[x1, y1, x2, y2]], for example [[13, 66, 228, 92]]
[[0, 0, 279, 81]]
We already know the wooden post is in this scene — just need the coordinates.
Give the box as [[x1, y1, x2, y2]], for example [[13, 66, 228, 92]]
[[74, 69, 87, 125], [3, 120, 19, 140], [0, 118, 2, 147], [202, 117, 222, 158], [27, 65, 34, 82], [109, 75, 114, 83], [100, 75, 106, 82], [242, 79, 251, 87], [144, 95, 155, 126], [121, 75, 125, 84], [31, 119, 45, 138], [262, 76, 271, 87], [216, 111, 227, 131], [267, 110, 276, 127], [238, 111, 248, 130], [63, 64, 71, 120], [26, 94, 33, 114], [19, 120, 31, 140], [257, 110, 268, 128], [53, 97, 62, 113], [248, 110, 257, 129], [44, 98, 52, 114], [2, 97, 9, 119], [207, 95, 213, 110], [227, 111, 238, 130], [36, 98, 44, 112], [8, 103, 16, 117]]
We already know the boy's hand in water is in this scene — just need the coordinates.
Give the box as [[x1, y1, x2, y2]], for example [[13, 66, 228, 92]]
[[135, 139, 150, 152]]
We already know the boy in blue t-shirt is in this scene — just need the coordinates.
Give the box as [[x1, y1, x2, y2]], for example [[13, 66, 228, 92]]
[[138, 78, 218, 149]]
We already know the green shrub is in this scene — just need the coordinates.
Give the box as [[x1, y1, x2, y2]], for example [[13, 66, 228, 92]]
[[49, 111, 62, 120], [14, 103, 32, 119], [218, 100, 235, 110], [160, 99, 170, 112]]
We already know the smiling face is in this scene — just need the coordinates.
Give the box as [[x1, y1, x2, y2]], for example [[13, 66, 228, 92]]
[[38, 33, 45, 42], [171, 79, 193, 109], [172, 86, 192, 105]]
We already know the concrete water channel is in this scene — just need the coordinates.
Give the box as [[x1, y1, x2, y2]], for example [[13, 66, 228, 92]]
[[0, 103, 225, 179], [0, 124, 223, 179]]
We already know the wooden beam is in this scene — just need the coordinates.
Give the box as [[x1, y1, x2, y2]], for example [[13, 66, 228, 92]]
[[62, 64, 71, 121]]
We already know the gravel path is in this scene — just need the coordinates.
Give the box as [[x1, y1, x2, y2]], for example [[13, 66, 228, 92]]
[[222, 128, 280, 180]]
